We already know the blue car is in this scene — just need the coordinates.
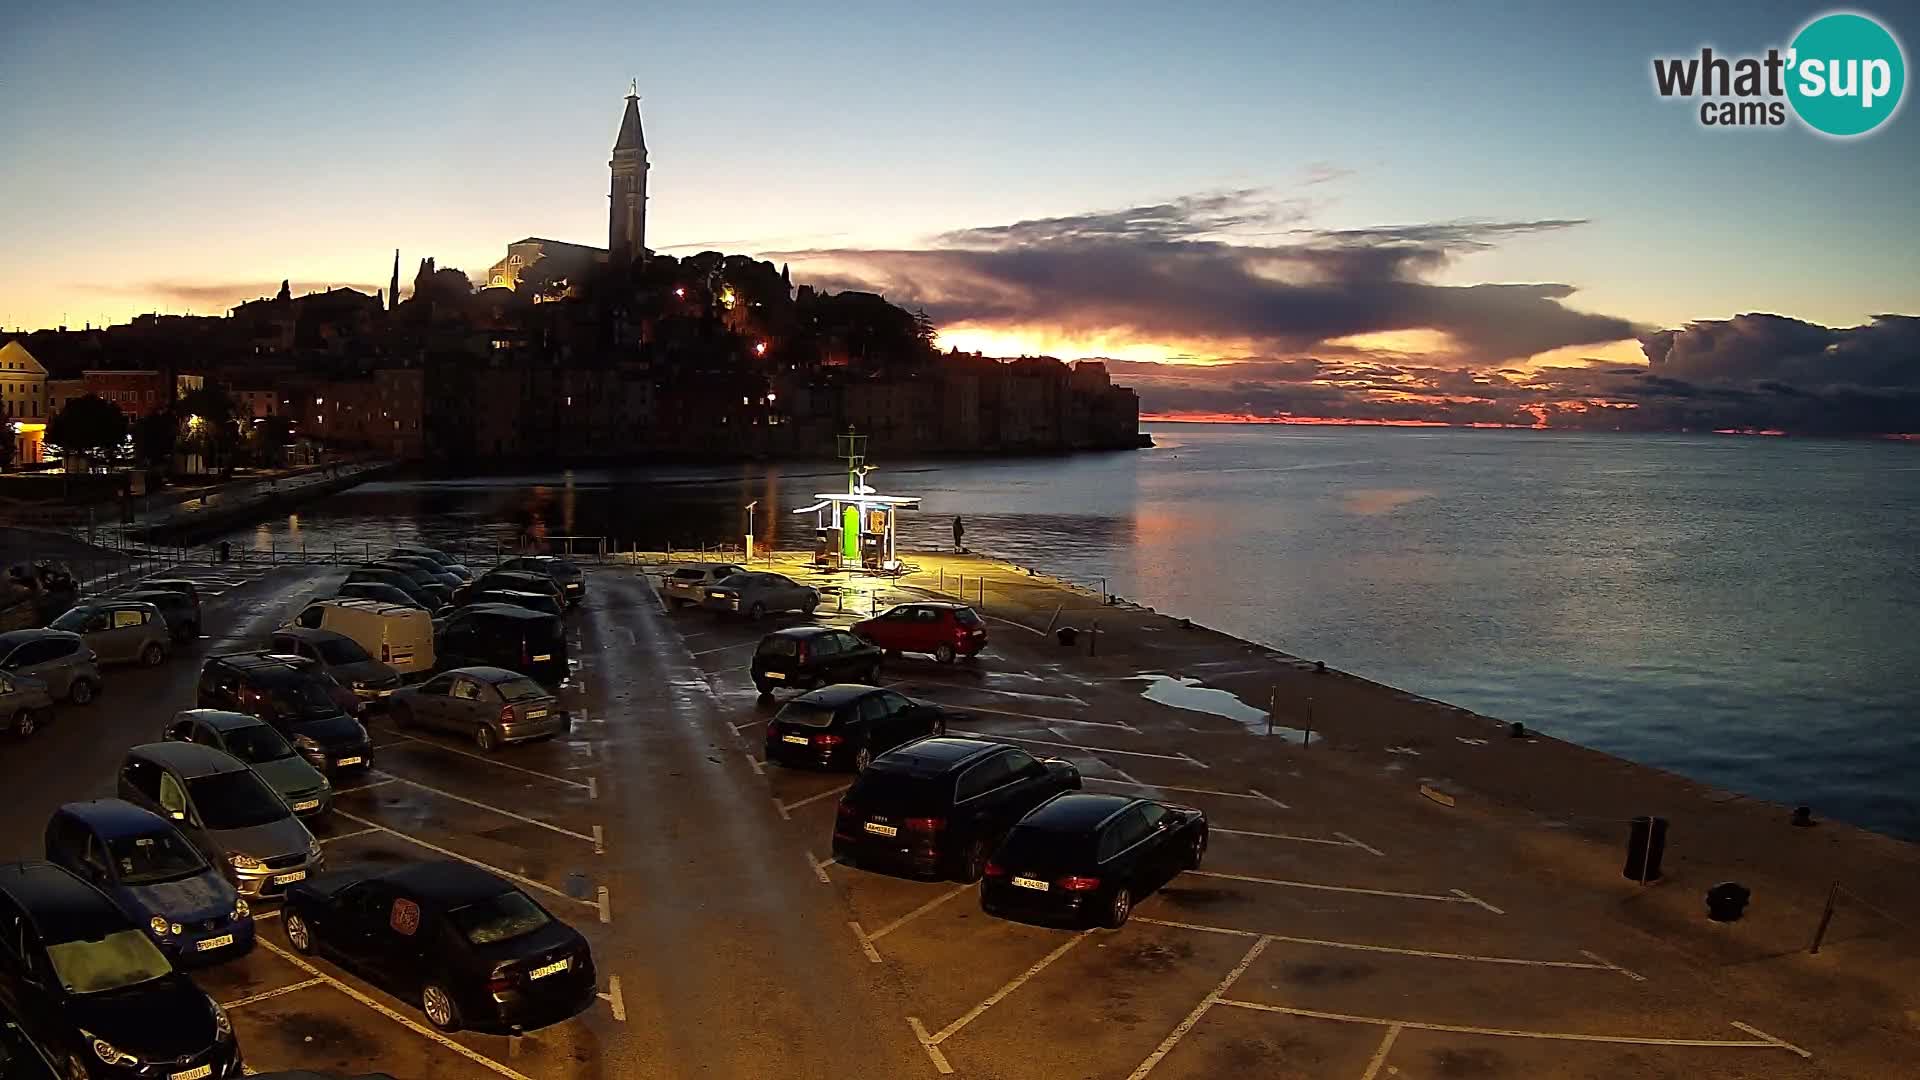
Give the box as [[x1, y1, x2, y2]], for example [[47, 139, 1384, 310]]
[[42, 799, 255, 965]]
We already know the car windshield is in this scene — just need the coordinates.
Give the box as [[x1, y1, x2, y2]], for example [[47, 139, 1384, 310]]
[[448, 890, 552, 945], [954, 608, 983, 626], [109, 830, 209, 885], [497, 677, 547, 703], [186, 772, 289, 829], [314, 638, 370, 665], [223, 723, 296, 764], [47, 609, 91, 633], [45, 930, 172, 994], [269, 677, 339, 715], [846, 768, 947, 814], [994, 825, 1084, 872], [775, 700, 838, 728], [391, 566, 437, 585]]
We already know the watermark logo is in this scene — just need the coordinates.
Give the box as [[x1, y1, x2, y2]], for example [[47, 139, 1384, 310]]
[[1652, 10, 1906, 137]]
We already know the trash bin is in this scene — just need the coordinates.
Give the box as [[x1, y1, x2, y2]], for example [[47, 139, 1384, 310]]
[[1706, 881, 1750, 922], [1056, 627, 1078, 646], [217, 541, 231, 564], [1623, 815, 1668, 882]]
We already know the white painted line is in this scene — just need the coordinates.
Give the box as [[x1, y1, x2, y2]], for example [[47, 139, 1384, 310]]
[[221, 977, 325, 1009], [806, 850, 833, 884], [1334, 831, 1386, 857], [929, 931, 1091, 1044], [319, 826, 381, 845], [380, 732, 591, 791], [1082, 776, 1278, 802], [1450, 888, 1506, 915], [256, 937, 537, 1080], [370, 771, 597, 844], [1212, 827, 1354, 848], [773, 798, 790, 821], [778, 784, 852, 815], [1729, 1021, 1812, 1058], [251, 908, 281, 921], [1578, 949, 1646, 982], [593, 824, 604, 855], [598, 886, 611, 924], [869, 885, 970, 941], [731, 717, 769, 732], [937, 701, 1136, 732], [1248, 788, 1289, 810], [1106, 765, 1142, 784], [948, 729, 1206, 765], [1213, 999, 1809, 1055], [691, 642, 756, 657], [1131, 917, 1625, 973], [333, 778, 398, 795], [983, 613, 1045, 637], [331, 810, 596, 911], [1361, 1023, 1402, 1080], [587, 776, 598, 800], [745, 753, 766, 776], [894, 682, 1089, 708], [849, 921, 883, 963], [907, 1016, 955, 1074], [1127, 936, 1271, 1080], [1188, 870, 1503, 911], [596, 975, 627, 1022]]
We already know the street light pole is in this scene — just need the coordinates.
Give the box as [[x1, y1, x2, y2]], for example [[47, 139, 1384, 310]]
[[745, 500, 758, 563]]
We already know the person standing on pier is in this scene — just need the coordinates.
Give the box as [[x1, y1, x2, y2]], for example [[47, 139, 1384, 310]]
[[953, 515, 965, 552]]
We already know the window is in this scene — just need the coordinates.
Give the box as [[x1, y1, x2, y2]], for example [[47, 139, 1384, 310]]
[[1100, 807, 1153, 861], [419, 673, 456, 696], [956, 754, 1015, 801], [878, 690, 914, 715], [121, 759, 161, 801], [1137, 802, 1169, 833], [811, 635, 841, 659], [450, 678, 481, 702], [111, 609, 144, 629], [448, 890, 552, 946], [157, 772, 189, 819], [857, 695, 889, 725], [296, 606, 325, 629]]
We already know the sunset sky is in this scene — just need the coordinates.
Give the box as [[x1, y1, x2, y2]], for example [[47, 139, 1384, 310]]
[[4, 1, 1915, 430]]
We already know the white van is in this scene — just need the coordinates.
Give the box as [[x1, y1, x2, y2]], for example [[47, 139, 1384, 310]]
[[285, 598, 436, 678]]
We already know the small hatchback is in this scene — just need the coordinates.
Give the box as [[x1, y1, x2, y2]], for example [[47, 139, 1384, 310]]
[[763, 685, 947, 772], [0, 629, 100, 705], [660, 563, 743, 609], [853, 602, 988, 664], [47, 601, 170, 667], [980, 793, 1208, 929], [751, 626, 882, 697], [163, 709, 333, 819], [390, 668, 565, 752], [0, 672, 54, 739], [43, 799, 255, 965], [117, 743, 323, 899]]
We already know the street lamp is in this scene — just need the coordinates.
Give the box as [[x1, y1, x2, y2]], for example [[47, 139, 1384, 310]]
[[745, 500, 758, 562]]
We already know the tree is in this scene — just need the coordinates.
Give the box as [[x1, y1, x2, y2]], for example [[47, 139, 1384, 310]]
[[249, 415, 292, 466], [46, 394, 129, 469], [178, 384, 240, 473], [0, 415, 15, 470], [133, 411, 178, 470]]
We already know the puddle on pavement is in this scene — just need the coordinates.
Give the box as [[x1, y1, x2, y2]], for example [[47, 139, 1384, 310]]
[[1132, 674, 1271, 733]]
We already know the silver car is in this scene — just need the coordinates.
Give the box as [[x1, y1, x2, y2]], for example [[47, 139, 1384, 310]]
[[117, 741, 323, 898], [0, 670, 54, 738], [0, 628, 102, 704], [662, 562, 744, 608], [702, 571, 819, 620], [389, 666, 566, 752], [48, 600, 171, 666]]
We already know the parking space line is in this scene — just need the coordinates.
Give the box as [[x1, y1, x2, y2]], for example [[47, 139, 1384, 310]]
[[597, 975, 626, 1022], [730, 717, 769, 732], [598, 886, 611, 924], [948, 730, 1207, 766], [333, 778, 397, 795], [368, 771, 598, 844], [378, 732, 593, 791], [928, 931, 1092, 1045], [256, 938, 538, 1080], [1127, 936, 1271, 1080], [1211, 1000, 1811, 1056], [806, 850, 833, 884], [1133, 916, 1631, 974], [1212, 827, 1359, 849], [221, 977, 324, 1010], [932, 701, 1136, 732], [1334, 831, 1385, 857], [1188, 870, 1504, 911], [1360, 1023, 1402, 1080], [907, 1016, 954, 1074], [1082, 777, 1279, 803], [320, 826, 381, 845], [332, 810, 599, 913], [849, 921, 883, 963], [892, 682, 1090, 708], [745, 753, 766, 776], [869, 885, 970, 942], [1579, 949, 1647, 982], [691, 642, 756, 657], [1248, 788, 1289, 810], [778, 784, 852, 816], [593, 825, 604, 855]]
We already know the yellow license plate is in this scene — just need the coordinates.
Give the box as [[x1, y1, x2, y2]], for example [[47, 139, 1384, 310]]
[[863, 822, 898, 837], [525, 709, 547, 719], [530, 959, 569, 979], [533, 653, 552, 661], [292, 799, 321, 812], [1012, 877, 1050, 891], [274, 870, 307, 885], [196, 934, 234, 952], [336, 756, 363, 767], [707, 592, 724, 599], [171, 1066, 212, 1080], [782, 734, 809, 745], [377, 688, 395, 696], [765, 671, 785, 680]]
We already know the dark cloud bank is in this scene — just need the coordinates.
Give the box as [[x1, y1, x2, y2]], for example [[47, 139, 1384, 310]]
[[783, 192, 1919, 435]]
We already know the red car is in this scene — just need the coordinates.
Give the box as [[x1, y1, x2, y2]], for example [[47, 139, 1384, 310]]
[[853, 602, 987, 664]]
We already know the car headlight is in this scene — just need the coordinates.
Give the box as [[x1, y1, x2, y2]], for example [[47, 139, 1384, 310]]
[[233, 898, 250, 919], [229, 853, 261, 870], [307, 838, 323, 861], [148, 915, 170, 936], [294, 735, 321, 752], [211, 1001, 232, 1041], [89, 1035, 137, 1066]]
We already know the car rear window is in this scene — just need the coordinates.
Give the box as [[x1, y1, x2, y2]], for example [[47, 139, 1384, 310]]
[[315, 638, 371, 665], [756, 636, 798, 658], [671, 569, 706, 581], [497, 677, 548, 703], [847, 768, 949, 815], [449, 890, 553, 945], [994, 825, 1086, 872], [774, 700, 838, 728], [954, 608, 983, 626]]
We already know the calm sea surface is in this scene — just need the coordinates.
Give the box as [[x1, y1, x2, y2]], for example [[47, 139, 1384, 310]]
[[225, 424, 1920, 838]]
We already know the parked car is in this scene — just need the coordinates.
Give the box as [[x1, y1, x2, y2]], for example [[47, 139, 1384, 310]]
[[981, 793, 1207, 929], [196, 653, 374, 777], [163, 709, 332, 820], [0, 861, 241, 1079], [461, 571, 565, 611], [379, 556, 463, 590], [343, 568, 446, 613], [46, 601, 169, 667], [660, 563, 744, 609], [461, 589, 563, 618], [751, 626, 882, 696], [43, 799, 255, 964], [491, 556, 585, 606], [0, 1004, 61, 1080], [283, 860, 595, 1033], [121, 588, 201, 643], [701, 572, 818, 620], [390, 667, 565, 751], [270, 627, 402, 711], [0, 630, 99, 705], [287, 598, 437, 678], [335, 581, 431, 612], [764, 685, 946, 772], [117, 743, 323, 899], [365, 561, 456, 601], [140, 578, 203, 609], [853, 602, 988, 664], [390, 545, 472, 582], [0, 672, 53, 739], [832, 737, 1082, 882], [435, 605, 568, 688]]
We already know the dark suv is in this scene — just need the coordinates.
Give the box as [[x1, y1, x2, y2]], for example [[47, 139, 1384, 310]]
[[831, 737, 1082, 881], [197, 653, 373, 777], [752, 627, 881, 697], [435, 605, 568, 688]]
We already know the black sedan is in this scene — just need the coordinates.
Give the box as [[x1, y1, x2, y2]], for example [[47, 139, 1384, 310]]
[[763, 685, 946, 772], [0, 861, 241, 1079], [283, 860, 594, 1033], [981, 793, 1207, 928], [751, 627, 881, 697]]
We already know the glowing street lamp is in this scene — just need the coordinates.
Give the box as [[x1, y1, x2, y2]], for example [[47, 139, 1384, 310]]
[[745, 500, 758, 562], [754, 341, 768, 356]]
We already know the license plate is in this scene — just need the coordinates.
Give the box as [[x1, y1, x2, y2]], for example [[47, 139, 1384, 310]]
[[864, 822, 898, 837], [525, 709, 548, 719], [335, 756, 363, 767], [292, 799, 321, 812], [172, 1066, 212, 1080], [1012, 876, 1050, 891], [530, 958, 569, 979], [533, 653, 552, 662], [708, 592, 724, 599], [782, 734, 809, 745], [274, 870, 307, 885], [765, 671, 785, 680], [377, 688, 395, 696], [196, 934, 234, 952]]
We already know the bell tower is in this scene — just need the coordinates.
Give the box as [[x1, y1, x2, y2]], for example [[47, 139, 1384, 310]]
[[609, 82, 648, 264]]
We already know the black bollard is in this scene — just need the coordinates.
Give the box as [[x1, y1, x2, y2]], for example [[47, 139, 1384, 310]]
[[1314, 660, 1326, 674], [1623, 816, 1668, 883], [1791, 806, 1815, 828], [1510, 721, 1527, 739], [1706, 882, 1750, 922], [1055, 627, 1078, 647]]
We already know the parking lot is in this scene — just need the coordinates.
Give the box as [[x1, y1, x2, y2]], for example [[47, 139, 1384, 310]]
[[656, 559, 1824, 1080]]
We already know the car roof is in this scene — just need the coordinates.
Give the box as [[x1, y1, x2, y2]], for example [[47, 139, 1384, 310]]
[[375, 860, 514, 905], [143, 578, 197, 588], [445, 665, 528, 683], [463, 603, 553, 621], [767, 625, 839, 640], [55, 798, 172, 838], [69, 600, 159, 612], [0, 861, 129, 940], [126, 740, 248, 778], [893, 602, 967, 611], [274, 626, 355, 645], [315, 597, 420, 615], [791, 683, 883, 707], [210, 651, 311, 673], [175, 708, 268, 732], [0, 628, 80, 648], [1019, 792, 1136, 832], [123, 589, 186, 601], [872, 736, 1002, 771]]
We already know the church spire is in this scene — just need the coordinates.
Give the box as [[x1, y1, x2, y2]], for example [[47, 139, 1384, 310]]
[[614, 82, 645, 153], [609, 82, 650, 264], [389, 249, 400, 311]]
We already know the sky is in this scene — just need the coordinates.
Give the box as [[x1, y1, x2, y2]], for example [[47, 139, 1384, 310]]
[[3, 1, 1916, 430]]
